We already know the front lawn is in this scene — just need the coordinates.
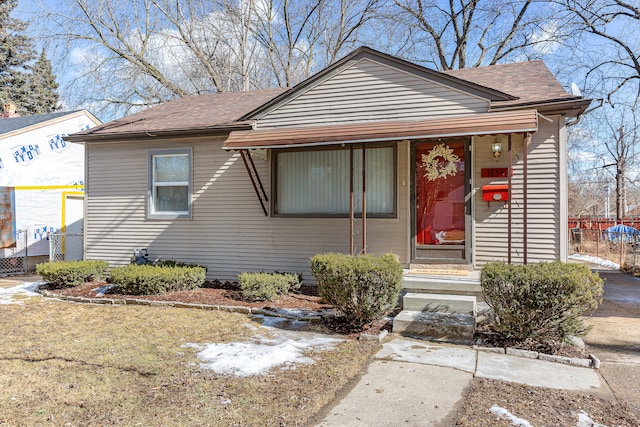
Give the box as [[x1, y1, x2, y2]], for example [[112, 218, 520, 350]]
[[0, 291, 376, 426]]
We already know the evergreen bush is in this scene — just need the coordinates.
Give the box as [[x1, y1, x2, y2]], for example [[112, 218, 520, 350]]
[[36, 260, 109, 288], [238, 272, 301, 302], [310, 252, 402, 326], [110, 264, 206, 295], [481, 261, 604, 341]]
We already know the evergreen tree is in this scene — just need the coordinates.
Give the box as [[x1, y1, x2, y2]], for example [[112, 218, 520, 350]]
[[23, 50, 59, 114], [0, 0, 59, 116]]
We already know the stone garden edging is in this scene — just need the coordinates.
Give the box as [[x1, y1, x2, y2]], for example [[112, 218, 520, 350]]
[[36, 286, 327, 322], [473, 345, 600, 369]]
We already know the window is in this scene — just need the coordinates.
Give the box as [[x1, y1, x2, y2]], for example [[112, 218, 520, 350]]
[[274, 145, 395, 216], [148, 149, 191, 219]]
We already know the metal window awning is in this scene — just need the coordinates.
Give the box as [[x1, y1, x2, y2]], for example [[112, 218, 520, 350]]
[[223, 110, 538, 150]]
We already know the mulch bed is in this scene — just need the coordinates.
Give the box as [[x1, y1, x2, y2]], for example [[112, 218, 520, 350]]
[[49, 280, 331, 312]]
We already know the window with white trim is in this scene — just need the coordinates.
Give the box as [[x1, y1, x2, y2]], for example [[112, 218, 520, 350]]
[[274, 145, 395, 216], [148, 149, 192, 219]]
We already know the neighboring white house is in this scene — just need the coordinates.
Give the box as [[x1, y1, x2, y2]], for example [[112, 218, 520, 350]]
[[0, 110, 101, 269]]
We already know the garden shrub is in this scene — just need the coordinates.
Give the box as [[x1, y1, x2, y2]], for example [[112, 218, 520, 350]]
[[110, 264, 206, 295], [238, 272, 301, 302], [310, 252, 403, 327], [36, 260, 109, 289], [480, 261, 604, 342]]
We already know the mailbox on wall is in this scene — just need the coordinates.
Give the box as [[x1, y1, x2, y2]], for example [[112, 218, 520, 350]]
[[482, 185, 509, 202]]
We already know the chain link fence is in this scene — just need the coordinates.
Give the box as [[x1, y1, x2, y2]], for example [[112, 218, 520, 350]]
[[570, 228, 639, 272], [49, 233, 84, 262], [0, 230, 28, 275]]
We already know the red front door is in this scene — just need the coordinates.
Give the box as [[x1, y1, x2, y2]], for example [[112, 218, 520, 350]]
[[414, 140, 468, 262]]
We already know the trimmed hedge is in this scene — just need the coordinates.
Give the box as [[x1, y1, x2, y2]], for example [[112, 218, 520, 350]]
[[310, 252, 402, 326], [110, 264, 206, 295], [238, 272, 301, 302], [481, 261, 604, 342], [36, 260, 109, 289]]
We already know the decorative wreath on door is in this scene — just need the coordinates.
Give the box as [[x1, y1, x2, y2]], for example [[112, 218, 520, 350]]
[[421, 143, 460, 181]]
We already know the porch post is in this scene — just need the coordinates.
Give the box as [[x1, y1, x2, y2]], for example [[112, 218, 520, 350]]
[[523, 133, 529, 264], [350, 145, 354, 256], [362, 144, 367, 255], [507, 134, 512, 264]]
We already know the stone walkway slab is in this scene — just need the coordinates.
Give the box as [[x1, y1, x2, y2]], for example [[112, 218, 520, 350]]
[[375, 337, 476, 373], [475, 351, 603, 391]]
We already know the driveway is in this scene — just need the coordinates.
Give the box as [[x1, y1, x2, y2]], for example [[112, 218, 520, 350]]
[[585, 270, 640, 416]]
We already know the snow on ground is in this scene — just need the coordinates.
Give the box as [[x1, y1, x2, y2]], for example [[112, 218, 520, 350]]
[[0, 282, 41, 305], [490, 406, 609, 427], [184, 316, 344, 377], [569, 254, 620, 270], [93, 284, 115, 296], [490, 406, 533, 427], [577, 411, 608, 427]]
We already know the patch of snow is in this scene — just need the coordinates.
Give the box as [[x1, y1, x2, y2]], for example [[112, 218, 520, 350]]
[[93, 284, 115, 296], [490, 405, 533, 427], [263, 307, 328, 319], [577, 411, 608, 427], [568, 254, 620, 270], [184, 318, 343, 377], [0, 282, 41, 305]]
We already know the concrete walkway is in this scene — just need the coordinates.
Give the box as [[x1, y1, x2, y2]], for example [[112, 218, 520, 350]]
[[315, 337, 605, 427], [585, 270, 640, 417], [316, 268, 640, 427]]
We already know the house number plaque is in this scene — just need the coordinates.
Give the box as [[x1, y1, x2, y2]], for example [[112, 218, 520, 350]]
[[481, 168, 512, 178]]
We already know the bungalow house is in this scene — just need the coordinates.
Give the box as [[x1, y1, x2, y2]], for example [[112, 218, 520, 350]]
[[65, 47, 589, 284], [0, 109, 101, 272]]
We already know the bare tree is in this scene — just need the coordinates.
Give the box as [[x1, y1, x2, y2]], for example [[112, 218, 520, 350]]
[[388, 0, 572, 70], [35, 0, 383, 118], [570, 104, 640, 221], [559, 0, 640, 106]]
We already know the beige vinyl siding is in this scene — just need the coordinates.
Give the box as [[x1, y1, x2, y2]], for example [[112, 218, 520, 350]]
[[258, 58, 490, 129], [473, 118, 562, 265], [85, 138, 409, 282]]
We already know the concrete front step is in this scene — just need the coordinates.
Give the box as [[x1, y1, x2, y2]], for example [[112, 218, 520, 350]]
[[392, 310, 475, 344], [402, 276, 483, 300], [402, 292, 477, 316]]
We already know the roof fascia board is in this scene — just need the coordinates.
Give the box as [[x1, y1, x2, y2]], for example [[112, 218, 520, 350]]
[[490, 98, 592, 116], [0, 110, 102, 141], [223, 126, 539, 150], [240, 46, 516, 122], [64, 123, 251, 143]]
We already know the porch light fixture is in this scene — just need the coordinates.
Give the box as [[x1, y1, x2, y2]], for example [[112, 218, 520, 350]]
[[491, 139, 502, 159]]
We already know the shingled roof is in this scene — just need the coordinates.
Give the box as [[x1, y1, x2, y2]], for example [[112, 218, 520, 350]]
[[0, 111, 84, 136], [444, 60, 584, 109], [67, 52, 588, 143], [66, 88, 287, 142]]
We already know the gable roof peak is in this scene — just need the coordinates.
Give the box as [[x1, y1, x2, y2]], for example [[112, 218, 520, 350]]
[[241, 46, 516, 121]]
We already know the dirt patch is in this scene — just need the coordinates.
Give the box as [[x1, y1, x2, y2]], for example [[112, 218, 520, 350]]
[[449, 377, 640, 427]]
